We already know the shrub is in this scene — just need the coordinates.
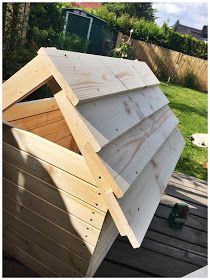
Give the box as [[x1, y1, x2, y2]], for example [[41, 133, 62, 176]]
[[87, 6, 207, 60], [156, 56, 169, 82], [183, 72, 199, 90]]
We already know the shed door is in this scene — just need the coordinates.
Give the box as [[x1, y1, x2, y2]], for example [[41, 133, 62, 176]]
[[66, 13, 90, 39]]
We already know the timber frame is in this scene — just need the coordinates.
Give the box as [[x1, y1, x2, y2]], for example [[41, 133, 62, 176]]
[[3, 47, 185, 276]]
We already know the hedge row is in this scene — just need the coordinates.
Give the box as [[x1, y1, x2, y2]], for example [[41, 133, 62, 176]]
[[88, 7, 207, 60]]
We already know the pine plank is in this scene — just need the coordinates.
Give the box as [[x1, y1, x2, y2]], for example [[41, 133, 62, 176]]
[[3, 142, 106, 211], [3, 227, 82, 277], [53, 91, 123, 197], [3, 55, 52, 111], [38, 48, 160, 104], [100, 55, 159, 89], [3, 177, 101, 246], [87, 213, 119, 277], [3, 195, 95, 260], [12, 109, 63, 130], [3, 238, 58, 277], [3, 161, 106, 230], [44, 127, 71, 142], [4, 211, 89, 275], [3, 97, 59, 121], [3, 122, 96, 186], [77, 85, 169, 148], [38, 48, 126, 104], [100, 105, 179, 194], [29, 119, 70, 138], [103, 128, 185, 248]]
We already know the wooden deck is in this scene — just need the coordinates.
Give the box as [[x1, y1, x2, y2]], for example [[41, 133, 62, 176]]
[[3, 172, 207, 277]]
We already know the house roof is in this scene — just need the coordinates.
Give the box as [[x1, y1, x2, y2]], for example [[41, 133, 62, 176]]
[[2, 48, 185, 248]]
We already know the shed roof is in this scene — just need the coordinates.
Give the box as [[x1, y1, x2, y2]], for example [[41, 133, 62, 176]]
[[2, 48, 185, 248]]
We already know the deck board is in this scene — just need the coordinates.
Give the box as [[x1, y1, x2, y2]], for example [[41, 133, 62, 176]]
[[95, 172, 207, 277], [3, 172, 208, 277]]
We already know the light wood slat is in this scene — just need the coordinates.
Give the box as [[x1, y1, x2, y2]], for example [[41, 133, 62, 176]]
[[29, 119, 70, 137], [3, 122, 96, 186], [38, 48, 126, 105], [3, 161, 106, 230], [87, 213, 119, 277], [12, 109, 63, 130], [4, 211, 89, 275], [38, 48, 160, 104], [3, 195, 95, 260], [54, 91, 123, 197], [100, 105, 179, 194], [3, 238, 58, 277], [44, 127, 71, 142], [103, 128, 185, 248], [3, 227, 82, 277], [3, 97, 59, 121], [3, 177, 100, 246], [56, 135, 73, 149], [129, 59, 160, 86], [2, 55, 52, 111], [3, 142, 106, 212], [100, 55, 159, 89], [77, 85, 169, 148]]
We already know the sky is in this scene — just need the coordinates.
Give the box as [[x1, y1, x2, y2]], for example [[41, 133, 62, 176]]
[[152, 2, 208, 29]]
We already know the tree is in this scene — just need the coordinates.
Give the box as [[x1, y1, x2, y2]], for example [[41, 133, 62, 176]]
[[173, 20, 180, 31], [103, 2, 157, 22]]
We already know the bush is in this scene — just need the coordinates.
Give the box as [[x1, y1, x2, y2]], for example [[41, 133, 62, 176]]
[[183, 72, 199, 90], [156, 56, 169, 82], [87, 6, 207, 60]]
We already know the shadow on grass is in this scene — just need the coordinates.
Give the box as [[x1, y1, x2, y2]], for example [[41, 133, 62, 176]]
[[169, 102, 207, 119], [176, 156, 207, 181]]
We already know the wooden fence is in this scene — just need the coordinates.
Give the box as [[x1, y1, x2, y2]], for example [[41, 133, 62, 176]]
[[116, 33, 208, 92]]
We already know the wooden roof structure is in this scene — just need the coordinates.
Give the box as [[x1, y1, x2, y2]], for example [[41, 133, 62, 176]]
[[3, 47, 185, 250]]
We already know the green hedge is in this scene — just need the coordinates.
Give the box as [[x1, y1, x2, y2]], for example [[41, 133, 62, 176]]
[[88, 6, 207, 60]]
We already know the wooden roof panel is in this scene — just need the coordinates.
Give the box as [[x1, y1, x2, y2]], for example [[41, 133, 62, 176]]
[[38, 48, 160, 104], [104, 127, 185, 248], [99, 105, 179, 194], [77, 85, 169, 149]]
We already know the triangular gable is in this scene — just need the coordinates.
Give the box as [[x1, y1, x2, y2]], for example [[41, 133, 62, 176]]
[[2, 48, 185, 248]]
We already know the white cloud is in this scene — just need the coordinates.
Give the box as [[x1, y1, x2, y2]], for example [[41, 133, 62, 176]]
[[153, 2, 208, 29]]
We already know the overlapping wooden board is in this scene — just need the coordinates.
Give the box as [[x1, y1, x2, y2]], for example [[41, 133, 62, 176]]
[[3, 48, 185, 275], [103, 128, 185, 247]]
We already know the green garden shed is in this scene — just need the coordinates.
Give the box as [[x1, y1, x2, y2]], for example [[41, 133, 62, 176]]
[[62, 8, 117, 55]]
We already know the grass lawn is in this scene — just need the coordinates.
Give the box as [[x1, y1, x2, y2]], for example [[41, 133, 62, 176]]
[[160, 82, 208, 181]]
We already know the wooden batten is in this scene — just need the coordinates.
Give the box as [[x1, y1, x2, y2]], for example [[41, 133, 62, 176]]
[[3, 47, 185, 276]]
